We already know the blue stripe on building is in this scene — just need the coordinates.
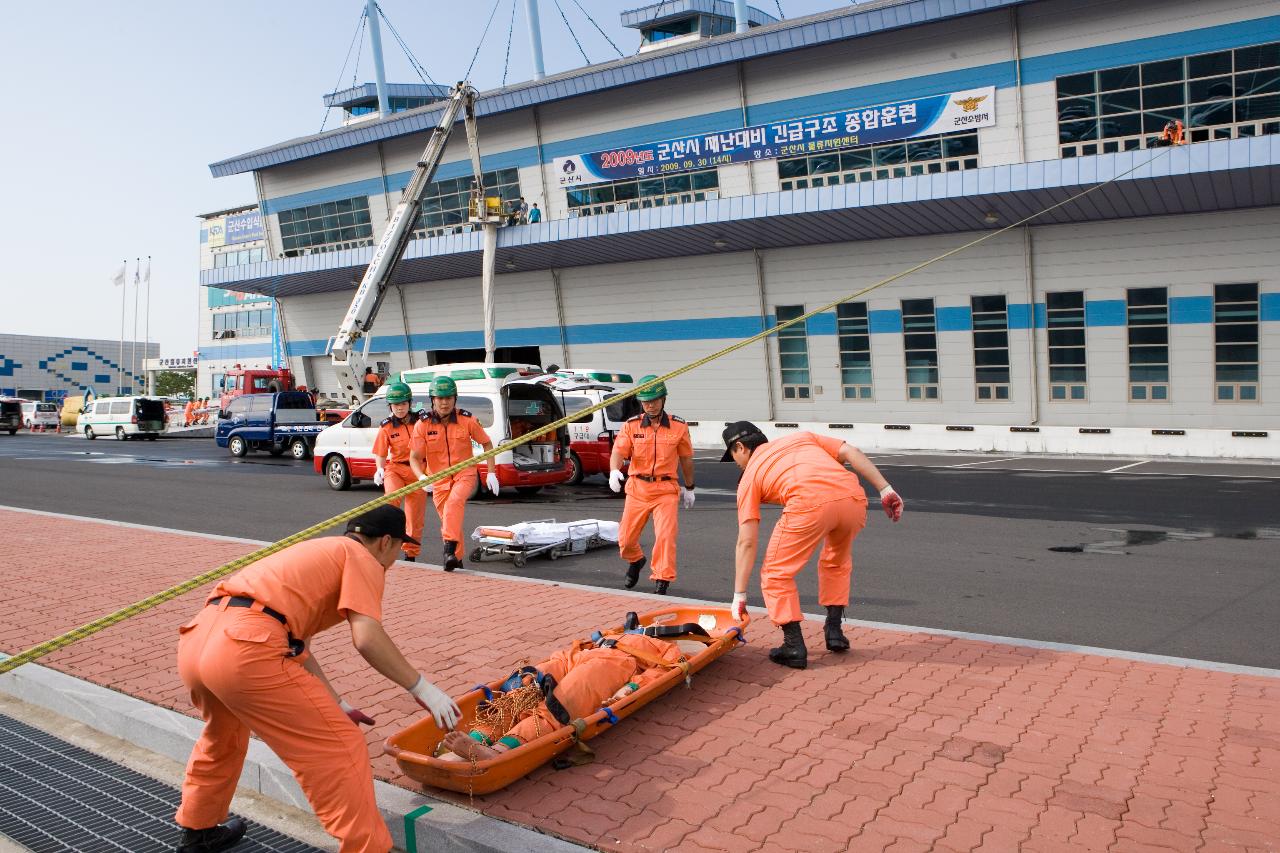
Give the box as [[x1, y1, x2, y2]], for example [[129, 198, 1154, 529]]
[[936, 306, 972, 332], [1085, 299, 1127, 327], [1170, 296, 1213, 325]]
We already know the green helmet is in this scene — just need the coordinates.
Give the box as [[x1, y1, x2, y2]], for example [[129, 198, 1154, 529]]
[[429, 375, 458, 398], [635, 375, 667, 401], [385, 382, 412, 404]]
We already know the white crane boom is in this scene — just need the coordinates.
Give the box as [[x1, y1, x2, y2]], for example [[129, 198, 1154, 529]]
[[328, 82, 478, 404]]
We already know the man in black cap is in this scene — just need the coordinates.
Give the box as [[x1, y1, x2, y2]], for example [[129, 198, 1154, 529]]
[[173, 504, 460, 853], [721, 421, 904, 669]]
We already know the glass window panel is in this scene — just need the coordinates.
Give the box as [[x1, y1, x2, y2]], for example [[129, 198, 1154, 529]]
[[1129, 346, 1169, 364], [1099, 65, 1140, 90], [1099, 89, 1141, 114], [1188, 99, 1235, 127], [1142, 58, 1184, 85], [1058, 72, 1096, 97], [1216, 324, 1258, 343], [973, 331, 1009, 349], [1238, 94, 1280, 121], [902, 298, 934, 316], [943, 134, 979, 157], [1188, 51, 1233, 79], [1188, 75, 1236, 102], [779, 353, 809, 369], [778, 158, 808, 178], [840, 148, 873, 170], [1142, 83, 1186, 109], [1050, 348, 1087, 366], [1049, 328, 1086, 347], [1216, 364, 1260, 382], [1216, 344, 1259, 363], [971, 294, 1006, 313], [1128, 327, 1169, 346], [612, 181, 639, 200], [905, 368, 938, 384], [638, 178, 666, 197], [841, 368, 872, 384], [904, 333, 937, 351], [839, 336, 870, 354], [1130, 365, 1170, 382], [874, 144, 906, 165], [1216, 282, 1260, 302], [1060, 119, 1099, 142], [974, 350, 1010, 368], [1235, 42, 1280, 72], [589, 186, 615, 204], [1151, 386, 1169, 400], [1046, 291, 1084, 310], [906, 139, 943, 161], [837, 302, 868, 320], [664, 173, 692, 192], [809, 154, 839, 174], [1050, 366, 1087, 382], [1058, 96, 1098, 121], [1131, 386, 1148, 400], [1144, 108, 1187, 133], [1215, 304, 1259, 322], [1240, 386, 1258, 400], [976, 367, 1010, 383], [1128, 287, 1168, 307], [691, 170, 718, 190]]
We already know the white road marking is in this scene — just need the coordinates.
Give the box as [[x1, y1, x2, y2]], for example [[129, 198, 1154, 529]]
[[1103, 460, 1150, 474], [945, 456, 1029, 468]]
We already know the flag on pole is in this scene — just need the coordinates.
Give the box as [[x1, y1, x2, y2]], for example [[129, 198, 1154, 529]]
[[111, 263, 126, 287]]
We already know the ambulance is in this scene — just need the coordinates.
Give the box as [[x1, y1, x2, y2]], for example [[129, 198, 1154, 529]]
[[313, 363, 573, 495], [536, 375, 641, 484]]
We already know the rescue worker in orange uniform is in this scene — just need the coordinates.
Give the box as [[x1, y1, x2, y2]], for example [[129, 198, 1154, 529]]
[[173, 505, 461, 853], [438, 631, 686, 761], [409, 375, 500, 571], [184, 398, 196, 427], [372, 382, 425, 562], [722, 421, 904, 669], [609, 376, 695, 595]]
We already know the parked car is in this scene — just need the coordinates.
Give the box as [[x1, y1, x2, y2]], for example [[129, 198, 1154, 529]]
[[313, 362, 572, 494], [20, 401, 60, 431], [79, 396, 167, 440], [541, 377, 641, 484], [0, 398, 22, 435], [215, 392, 326, 459]]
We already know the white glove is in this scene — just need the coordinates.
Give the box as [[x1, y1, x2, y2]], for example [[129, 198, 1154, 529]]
[[680, 487, 695, 509], [417, 473, 428, 481], [608, 469, 625, 493], [879, 485, 904, 522], [409, 674, 461, 731], [731, 592, 747, 620], [486, 471, 501, 495], [373, 469, 385, 487]]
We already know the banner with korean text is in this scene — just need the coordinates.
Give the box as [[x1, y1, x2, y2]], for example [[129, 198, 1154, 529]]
[[553, 87, 996, 188]]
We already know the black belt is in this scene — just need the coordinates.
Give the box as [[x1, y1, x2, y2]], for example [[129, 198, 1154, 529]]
[[207, 596, 303, 657], [632, 474, 673, 482]]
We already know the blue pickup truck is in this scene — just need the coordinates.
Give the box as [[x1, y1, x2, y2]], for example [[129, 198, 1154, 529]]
[[215, 392, 327, 459]]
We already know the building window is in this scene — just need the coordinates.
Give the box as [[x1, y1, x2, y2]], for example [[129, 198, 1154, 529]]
[[213, 247, 265, 268], [1214, 283, 1259, 402], [901, 298, 939, 400], [212, 308, 271, 339], [1127, 287, 1169, 401], [778, 131, 979, 190], [1057, 40, 1280, 157], [971, 295, 1010, 401], [278, 196, 373, 256], [775, 305, 810, 400], [348, 96, 438, 117], [413, 168, 521, 238], [567, 169, 719, 217], [837, 302, 873, 400], [1046, 290, 1087, 400]]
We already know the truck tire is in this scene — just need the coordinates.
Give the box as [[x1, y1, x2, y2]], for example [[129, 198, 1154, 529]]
[[228, 435, 248, 457], [325, 455, 352, 491], [267, 380, 284, 393], [85, 426, 96, 440], [289, 438, 311, 460], [268, 445, 286, 457]]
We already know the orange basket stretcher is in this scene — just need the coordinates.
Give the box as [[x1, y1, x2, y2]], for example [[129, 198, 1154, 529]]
[[383, 605, 749, 794]]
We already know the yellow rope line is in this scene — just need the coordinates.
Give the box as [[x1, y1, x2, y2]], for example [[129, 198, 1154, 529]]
[[0, 146, 1172, 677]]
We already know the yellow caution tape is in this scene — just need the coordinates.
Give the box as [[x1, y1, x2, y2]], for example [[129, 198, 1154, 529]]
[[0, 147, 1172, 676]]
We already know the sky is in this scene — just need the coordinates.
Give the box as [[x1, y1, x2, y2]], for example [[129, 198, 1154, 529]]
[[0, 0, 842, 355]]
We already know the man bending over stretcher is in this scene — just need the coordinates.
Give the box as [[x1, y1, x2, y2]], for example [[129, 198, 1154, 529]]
[[441, 632, 685, 761]]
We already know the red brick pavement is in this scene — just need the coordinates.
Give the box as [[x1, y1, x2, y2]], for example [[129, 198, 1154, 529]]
[[1, 507, 1278, 852]]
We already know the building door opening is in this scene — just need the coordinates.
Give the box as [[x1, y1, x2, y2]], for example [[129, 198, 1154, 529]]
[[427, 346, 542, 367]]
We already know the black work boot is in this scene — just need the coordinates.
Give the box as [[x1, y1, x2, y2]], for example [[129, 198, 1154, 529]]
[[654, 580, 670, 595], [443, 541, 463, 572], [402, 553, 416, 563], [176, 817, 247, 853], [624, 557, 646, 589], [768, 622, 808, 669], [825, 605, 850, 653]]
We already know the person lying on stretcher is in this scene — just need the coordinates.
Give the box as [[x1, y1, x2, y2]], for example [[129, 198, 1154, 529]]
[[440, 631, 686, 761]]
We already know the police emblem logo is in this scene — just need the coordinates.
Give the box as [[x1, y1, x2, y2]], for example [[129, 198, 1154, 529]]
[[954, 95, 988, 112]]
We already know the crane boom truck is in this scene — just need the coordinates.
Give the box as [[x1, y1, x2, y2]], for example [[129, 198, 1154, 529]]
[[327, 81, 497, 405]]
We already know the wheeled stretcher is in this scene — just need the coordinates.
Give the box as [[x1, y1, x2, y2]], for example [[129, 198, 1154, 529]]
[[383, 606, 749, 794], [468, 518, 618, 568]]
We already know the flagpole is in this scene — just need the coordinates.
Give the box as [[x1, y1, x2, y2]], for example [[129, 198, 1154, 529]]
[[131, 257, 140, 394], [118, 258, 127, 395], [144, 256, 152, 395]]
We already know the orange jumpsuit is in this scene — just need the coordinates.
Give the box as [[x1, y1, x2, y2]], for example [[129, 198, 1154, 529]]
[[614, 413, 693, 581], [500, 634, 685, 745], [411, 409, 489, 544], [737, 432, 868, 626], [175, 537, 393, 853], [184, 400, 195, 427], [372, 413, 424, 559]]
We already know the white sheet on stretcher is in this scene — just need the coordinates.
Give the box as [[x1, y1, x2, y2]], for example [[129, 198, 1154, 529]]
[[470, 520, 619, 546]]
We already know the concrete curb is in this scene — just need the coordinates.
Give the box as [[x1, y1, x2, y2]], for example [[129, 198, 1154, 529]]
[[0, 654, 588, 853]]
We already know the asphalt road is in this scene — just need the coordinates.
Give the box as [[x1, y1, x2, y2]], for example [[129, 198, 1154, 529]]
[[1, 432, 1277, 668]]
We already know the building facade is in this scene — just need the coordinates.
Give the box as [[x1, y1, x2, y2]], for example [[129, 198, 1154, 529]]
[[201, 0, 1280, 457], [0, 334, 157, 400]]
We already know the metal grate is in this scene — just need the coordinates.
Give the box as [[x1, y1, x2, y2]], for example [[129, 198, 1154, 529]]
[[0, 713, 325, 853]]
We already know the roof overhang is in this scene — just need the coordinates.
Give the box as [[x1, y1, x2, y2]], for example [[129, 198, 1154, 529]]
[[210, 0, 1037, 178], [201, 137, 1280, 299], [322, 82, 451, 109], [621, 1, 779, 30]]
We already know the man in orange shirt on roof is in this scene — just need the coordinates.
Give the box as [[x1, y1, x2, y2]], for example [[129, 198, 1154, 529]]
[[173, 505, 461, 853], [410, 375, 500, 571], [722, 421, 904, 669], [608, 375, 695, 595], [372, 382, 425, 563]]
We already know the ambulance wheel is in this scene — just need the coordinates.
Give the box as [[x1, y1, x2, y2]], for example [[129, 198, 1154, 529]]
[[289, 438, 310, 460], [516, 486, 542, 497], [326, 455, 351, 491], [513, 555, 526, 568], [566, 451, 584, 485], [228, 436, 248, 457], [85, 426, 96, 440], [116, 427, 128, 441]]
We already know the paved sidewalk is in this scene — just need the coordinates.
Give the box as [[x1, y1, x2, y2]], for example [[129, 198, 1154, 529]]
[[0, 507, 1277, 852]]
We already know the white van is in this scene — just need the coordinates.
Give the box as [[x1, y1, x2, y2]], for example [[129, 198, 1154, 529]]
[[20, 401, 60, 431], [79, 396, 167, 441], [312, 362, 572, 494], [539, 376, 642, 483]]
